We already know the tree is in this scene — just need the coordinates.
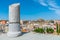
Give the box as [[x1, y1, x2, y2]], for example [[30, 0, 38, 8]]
[[56, 23, 60, 35]]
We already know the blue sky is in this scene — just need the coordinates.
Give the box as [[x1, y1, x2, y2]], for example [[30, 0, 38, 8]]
[[0, 0, 20, 20], [20, 0, 60, 20], [0, 0, 60, 20]]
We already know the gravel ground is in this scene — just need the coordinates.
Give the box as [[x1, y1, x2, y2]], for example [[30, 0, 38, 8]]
[[0, 32, 60, 40]]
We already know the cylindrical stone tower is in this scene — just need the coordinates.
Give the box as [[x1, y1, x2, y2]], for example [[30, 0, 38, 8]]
[[7, 3, 21, 37]]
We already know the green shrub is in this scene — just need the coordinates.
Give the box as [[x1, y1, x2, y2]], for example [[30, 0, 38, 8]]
[[34, 28, 44, 33], [46, 28, 54, 33]]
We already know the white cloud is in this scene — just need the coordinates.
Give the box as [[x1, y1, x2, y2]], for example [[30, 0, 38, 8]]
[[38, 0, 48, 6], [47, 0, 59, 9], [49, 8, 56, 10], [33, 0, 60, 15], [33, 0, 48, 6]]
